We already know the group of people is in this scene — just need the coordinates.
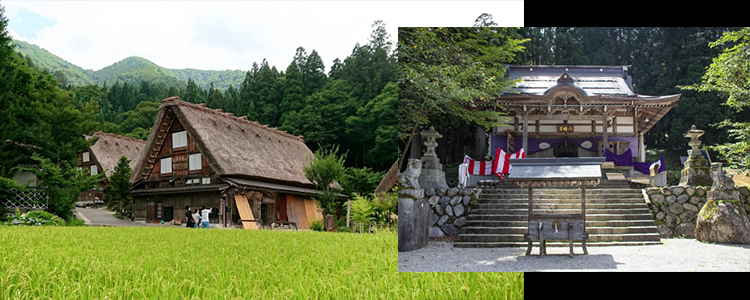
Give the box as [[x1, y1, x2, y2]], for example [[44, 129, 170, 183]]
[[185, 206, 212, 228]]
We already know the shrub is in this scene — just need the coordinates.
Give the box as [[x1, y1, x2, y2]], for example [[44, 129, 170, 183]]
[[351, 194, 375, 225], [65, 217, 85, 226], [309, 219, 323, 231], [5, 210, 65, 226]]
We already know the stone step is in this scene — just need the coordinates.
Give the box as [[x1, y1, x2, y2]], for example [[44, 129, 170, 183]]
[[453, 240, 664, 248], [464, 219, 656, 228], [461, 226, 658, 235], [474, 200, 646, 206], [469, 207, 651, 215], [478, 189, 643, 195], [456, 184, 660, 247], [466, 213, 656, 221], [457, 232, 661, 243], [473, 203, 648, 209]]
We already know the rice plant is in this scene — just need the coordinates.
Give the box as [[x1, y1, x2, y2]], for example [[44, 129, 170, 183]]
[[0, 227, 523, 299]]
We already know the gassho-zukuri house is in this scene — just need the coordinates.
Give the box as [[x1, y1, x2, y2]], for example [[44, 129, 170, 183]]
[[476, 65, 680, 184], [128, 97, 343, 229], [78, 132, 146, 203]]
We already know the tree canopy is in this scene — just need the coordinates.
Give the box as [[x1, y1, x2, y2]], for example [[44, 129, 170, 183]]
[[398, 26, 527, 167], [685, 27, 750, 172]]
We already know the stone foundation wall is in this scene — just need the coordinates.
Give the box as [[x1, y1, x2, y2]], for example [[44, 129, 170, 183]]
[[425, 187, 477, 238], [645, 185, 750, 238]]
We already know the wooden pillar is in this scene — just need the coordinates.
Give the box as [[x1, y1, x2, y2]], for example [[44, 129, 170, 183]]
[[581, 181, 588, 255], [638, 131, 645, 162], [221, 193, 226, 228], [602, 112, 608, 156], [580, 182, 586, 230], [528, 183, 533, 216], [522, 115, 528, 153]]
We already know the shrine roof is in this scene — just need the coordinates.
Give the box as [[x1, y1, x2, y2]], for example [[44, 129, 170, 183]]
[[503, 65, 635, 96]]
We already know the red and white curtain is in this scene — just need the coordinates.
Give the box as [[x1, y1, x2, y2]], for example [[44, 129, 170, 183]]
[[461, 148, 526, 182], [494, 148, 526, 179]]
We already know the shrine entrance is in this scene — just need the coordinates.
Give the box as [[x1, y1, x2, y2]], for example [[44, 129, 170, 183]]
[[553, 141, 578, 158]]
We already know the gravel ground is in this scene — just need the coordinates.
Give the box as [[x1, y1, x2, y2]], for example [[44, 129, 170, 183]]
[[398, 239, 750, 272]]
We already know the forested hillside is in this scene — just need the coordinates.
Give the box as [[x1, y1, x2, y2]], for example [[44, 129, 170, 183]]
[[25, 21, 397, 176], [13, 39, 94, 86], [13, 42, 247, 91]]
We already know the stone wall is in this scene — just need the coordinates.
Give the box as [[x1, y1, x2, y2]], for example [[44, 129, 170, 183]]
[[645, 185, 750, 238], [425, 187, 477, 238]]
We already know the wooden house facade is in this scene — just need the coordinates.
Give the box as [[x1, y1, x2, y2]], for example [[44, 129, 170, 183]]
[[78, 132, 145, 202], [129, 97, 333, 229]]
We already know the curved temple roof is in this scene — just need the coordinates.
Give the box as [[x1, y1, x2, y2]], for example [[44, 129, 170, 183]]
[[504, 65, 636, 96], [488, 65, 681, 135]]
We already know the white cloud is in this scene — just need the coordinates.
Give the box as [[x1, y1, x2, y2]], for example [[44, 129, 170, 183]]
[[4, 1, 523, 72]]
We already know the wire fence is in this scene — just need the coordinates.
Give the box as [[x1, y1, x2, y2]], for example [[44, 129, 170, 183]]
[[349, 221, 396, 234], [1, 188, 48, 211]]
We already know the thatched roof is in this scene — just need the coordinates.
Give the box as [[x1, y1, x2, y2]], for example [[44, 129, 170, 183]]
[[130, 97, 316, 188], [86, 132, 146, 177]]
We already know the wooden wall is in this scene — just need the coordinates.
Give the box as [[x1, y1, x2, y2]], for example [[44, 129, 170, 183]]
[[145, 113, 215, 187], [285, 194, 322, 229], [133, 191, 222, 224]]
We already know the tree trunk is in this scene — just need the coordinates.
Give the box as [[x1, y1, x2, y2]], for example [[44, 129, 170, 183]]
[[474, 125, 488, 160]]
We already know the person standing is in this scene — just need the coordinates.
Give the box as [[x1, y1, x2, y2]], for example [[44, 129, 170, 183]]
[[185, 206, 195, 228], [193, 209, 201, 228], [201, 205, 212, 229]]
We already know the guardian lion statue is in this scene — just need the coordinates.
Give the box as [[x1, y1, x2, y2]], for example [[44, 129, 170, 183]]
[[398, 158, 422, 189]]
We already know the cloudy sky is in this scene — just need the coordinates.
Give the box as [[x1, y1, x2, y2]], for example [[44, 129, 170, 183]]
[[3, 1, 524, 72]]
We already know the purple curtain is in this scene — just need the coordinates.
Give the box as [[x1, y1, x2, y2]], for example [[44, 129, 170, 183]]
[[605, 148, 632, 166], [633, 156, 666, 175], [491, 135, 639, 157]]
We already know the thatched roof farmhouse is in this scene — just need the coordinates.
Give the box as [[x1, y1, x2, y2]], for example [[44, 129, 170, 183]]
[[78, 132, 146, 202], [129, 97, 332, 229]]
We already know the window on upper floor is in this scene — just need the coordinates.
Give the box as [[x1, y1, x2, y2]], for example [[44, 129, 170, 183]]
[[161, 157, 172, 174], [189, 153, 202, 171], [82, 152, 90, 162], [172, 131, 187, 149]]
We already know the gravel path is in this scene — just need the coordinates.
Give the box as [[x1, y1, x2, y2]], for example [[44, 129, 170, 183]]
[[398, 239, 750, 272], [75, 207, 174, 228]]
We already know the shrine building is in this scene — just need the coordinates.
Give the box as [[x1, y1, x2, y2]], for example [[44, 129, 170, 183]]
[[485, 65, 680, 179]]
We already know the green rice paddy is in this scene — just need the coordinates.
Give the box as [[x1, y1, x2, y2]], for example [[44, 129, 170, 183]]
[[0, 227, 523, 299]]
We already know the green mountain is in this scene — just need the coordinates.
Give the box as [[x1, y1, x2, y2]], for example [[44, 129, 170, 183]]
[[13, 39, 95, 86], [13, 39, 246, 91], [91, 56, 184, 89]]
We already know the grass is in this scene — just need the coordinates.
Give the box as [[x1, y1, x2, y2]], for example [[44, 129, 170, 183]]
[[0, 227, 523, 300]]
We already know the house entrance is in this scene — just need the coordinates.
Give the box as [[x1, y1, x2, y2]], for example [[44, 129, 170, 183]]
[[147, 202, 163, 223], [554, 141, 578, 157]]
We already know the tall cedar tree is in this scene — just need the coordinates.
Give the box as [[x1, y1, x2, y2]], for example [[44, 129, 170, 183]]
[[0, 4, 99, 176], [105, 156, 134, 219]]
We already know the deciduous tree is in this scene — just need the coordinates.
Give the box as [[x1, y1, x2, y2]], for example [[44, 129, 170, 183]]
[[398, 25, 526, 169], [685, 27, 750, 172]]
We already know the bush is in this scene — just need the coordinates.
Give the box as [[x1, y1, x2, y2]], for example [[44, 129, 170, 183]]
[[351, 194, 375, 225], [309, 219, 323, 231], [65, 217, 85, 226], [5, 210, 65, 226]]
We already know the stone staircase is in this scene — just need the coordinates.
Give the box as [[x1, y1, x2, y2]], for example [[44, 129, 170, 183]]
[[455, 179, 662, 248]]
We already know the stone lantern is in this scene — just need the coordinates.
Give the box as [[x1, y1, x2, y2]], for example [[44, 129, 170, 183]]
[[685, 125, 705, 160], [679, 125, 712, 187], [418, 126, 449, 192]]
